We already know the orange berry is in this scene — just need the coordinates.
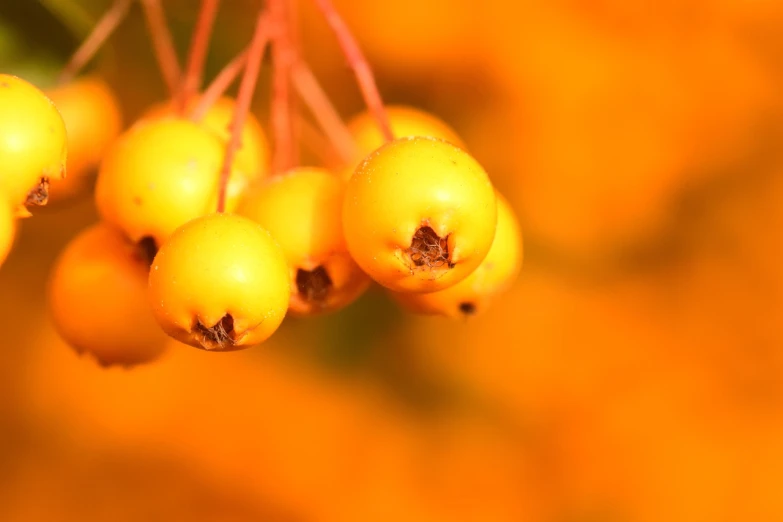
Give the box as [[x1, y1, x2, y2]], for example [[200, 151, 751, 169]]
[[340, 106, 466, 180], [0, 74, 67, 215], [0, 200, 15, 267], [343, 137, 497, 293], [238, 167, 370, 316], [143, 96, 270, 176], [148, 213, 290, 350], [95, 118, 246, 247], [48, 223, 168, 367], [45, 75, 123, 202], [393, 192, 523, 317]]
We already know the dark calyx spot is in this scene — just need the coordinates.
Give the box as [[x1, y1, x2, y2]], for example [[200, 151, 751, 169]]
[[136, 236, 158, 267], [407, 226, 453, 269], [459, 302, 477, 315], [296, 266, 332, 304], [194, 314, 236, 350], [25, 177, 49, 206]]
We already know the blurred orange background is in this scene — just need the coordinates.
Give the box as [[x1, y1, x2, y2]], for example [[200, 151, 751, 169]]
[[2, 0, 783, 520]]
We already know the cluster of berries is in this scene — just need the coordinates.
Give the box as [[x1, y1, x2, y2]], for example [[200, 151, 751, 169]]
[[2, 0, 523, 368]]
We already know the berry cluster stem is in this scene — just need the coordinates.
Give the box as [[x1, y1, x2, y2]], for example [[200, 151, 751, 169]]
[[270, 0, 296, 173], [140, 0, 182, 98], [190, 47, 249, 122], [58, 0, 133, 85], [312, 0, 393, 142], [180, 0, 221, 112], [291, 61, 356, 164], [216, 11, 271, 213]]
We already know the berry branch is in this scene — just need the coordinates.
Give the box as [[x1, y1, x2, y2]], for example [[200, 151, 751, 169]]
[[270, 0, 295, 173], [216, 11, 271, 213], [190, 46, 248, 122], [312, 0, 393, 142], [139, 0, 182, 98], [57, 0, 133, 84], [180, 0, 221, 111], [291, 61, 357, 164]]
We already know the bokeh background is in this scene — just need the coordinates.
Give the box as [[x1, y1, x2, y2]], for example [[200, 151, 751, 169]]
[[2, 0, 783, 520]]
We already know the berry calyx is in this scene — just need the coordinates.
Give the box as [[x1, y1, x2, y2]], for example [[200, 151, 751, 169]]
[[238, 167, 370, 315], [95, 118, 246, 248], [148, 213, 290, 350], [0, 74, 67, 215], [343, 136, 498, 293], [47, 223, 169, 367], [393, 192, 523, 317]]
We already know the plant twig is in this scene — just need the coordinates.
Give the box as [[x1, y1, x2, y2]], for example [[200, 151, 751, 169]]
[[190, 47, 248, 122], [312, 0, 393, 142], [270, 0, 295, 173], [58, 0, 133, 85], [140, 0, 182, 98], [180, 0, 221, 111], [291, 61, 356, 165], [216, 12, 271, 213]]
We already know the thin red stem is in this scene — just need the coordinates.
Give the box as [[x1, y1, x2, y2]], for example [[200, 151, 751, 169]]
[[270, 0, 295, 173], [297, 114, 342, 168], [140, 0, 182, 98], [291, 61, 356, 165], [216, 12, 271, 213], [190, 47, 248, 122], [180, 0, 221, 111], [57, 0, 133, 84], [312, 0, 393, 142]]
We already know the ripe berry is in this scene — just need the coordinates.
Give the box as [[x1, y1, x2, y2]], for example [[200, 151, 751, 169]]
[[48, 223, 168, 367], [143, 96, 270, 176], [348, 105, 466, 160], [238, 167, 370, 316], [0, 200, 15, 267], [148, 213, 290, 350], [45, 75, 123, 202], [393, 192, 523, 317], [0, 74, 67, 215], [95, 118, 246, 248], [343, 136, 497, 293]]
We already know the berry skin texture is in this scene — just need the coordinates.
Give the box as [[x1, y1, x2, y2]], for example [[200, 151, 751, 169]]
[[238, 167, 370, 316], [0, 200, 16, 267], [393, 192, 523, 317], [95, 118, 245, 247], [343, 136, 498, 293], [0, 74, 67, 215], [48, 223, 168, 367], [45, 75, 123, 202], [143, 96, 270, 176], [148, 213, 290, 351]]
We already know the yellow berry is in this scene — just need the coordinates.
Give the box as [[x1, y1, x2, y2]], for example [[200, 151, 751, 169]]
[[95, 118, 245, 247], [343, 137, 497, 293], [0, 74, 67, 215], [238, 167, 370, 316], [148, 213, 290, 350]]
